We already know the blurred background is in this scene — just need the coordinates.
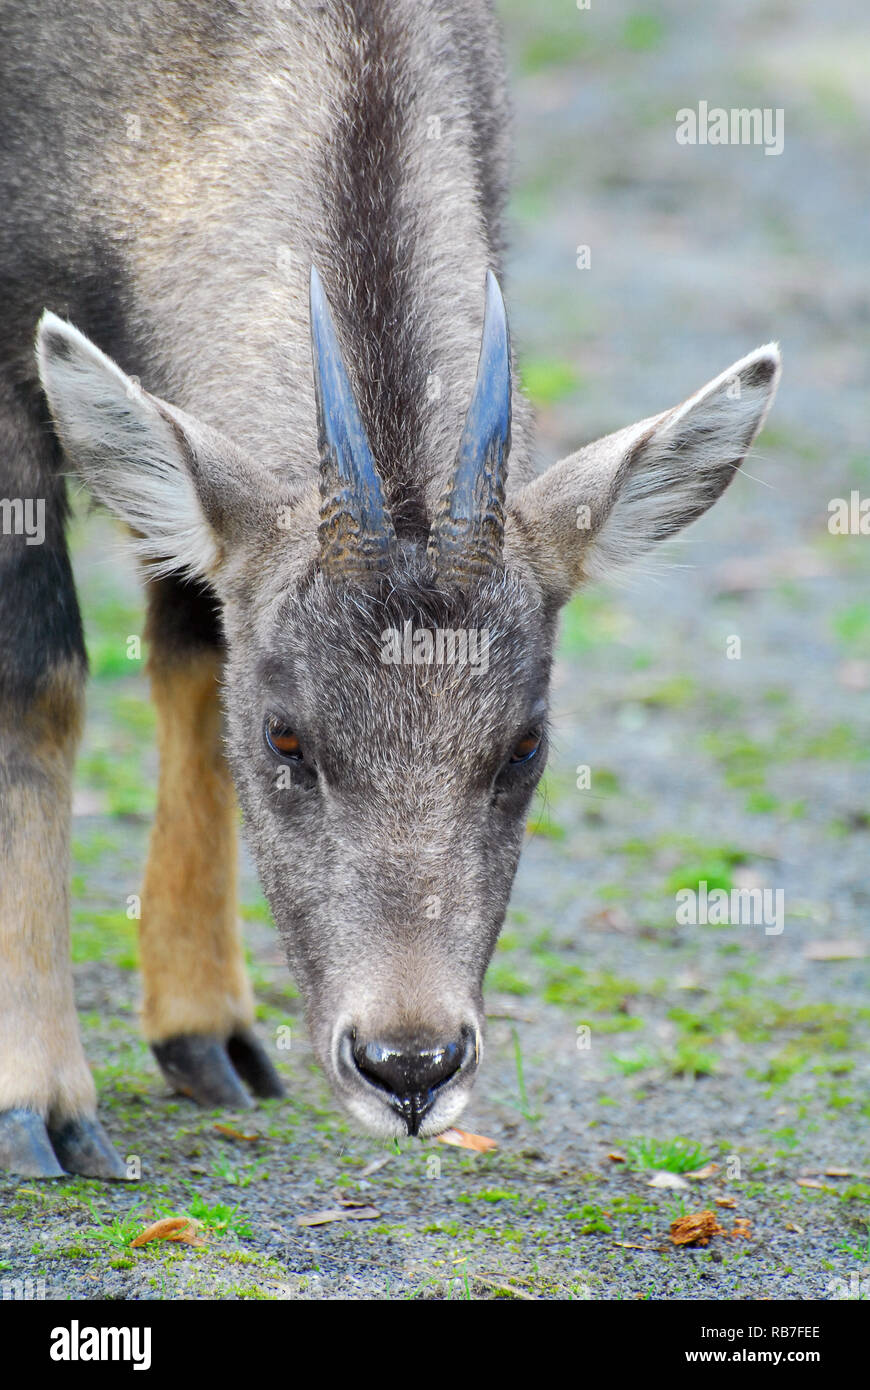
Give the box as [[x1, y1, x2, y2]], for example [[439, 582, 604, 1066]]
[[57, 0, 868, 1297]]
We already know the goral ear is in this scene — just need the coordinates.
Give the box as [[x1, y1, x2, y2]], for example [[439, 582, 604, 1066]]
[[505, 344, 781, 605], [36, 311, 295, 581]]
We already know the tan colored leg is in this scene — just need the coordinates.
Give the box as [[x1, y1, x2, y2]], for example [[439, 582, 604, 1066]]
[[140, 648, 284, 1105], [140, 649, 253, 1040]]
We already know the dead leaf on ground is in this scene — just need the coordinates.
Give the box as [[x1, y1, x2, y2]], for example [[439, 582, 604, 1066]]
[[648, 1171, 689, 1190], [214, 1123, 261, 1142], [474, 1275, 537, 1301], [803, 940, 866, 962], [670, 1211, 724, 1246], [731, 1218, 752, 1241], [796, 1178, 826, 1189], [359, 1156, 392, 1178], [715, 1196, 737, 1208], [586, 906, 633, 933], [131, 1216, 205, 1248], [686, 1163, 720, 1180], [436, 1128, 497, 1153], [824, 1167, 853, 1178], [608, 1151, 627, 1164], [297, 1206, 380, 1227]]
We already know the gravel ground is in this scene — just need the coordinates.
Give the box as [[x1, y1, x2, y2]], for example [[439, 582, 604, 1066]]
[[1, 0, 868, 1301]]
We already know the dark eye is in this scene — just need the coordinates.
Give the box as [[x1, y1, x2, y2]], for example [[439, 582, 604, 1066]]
[[265, 718, 303, 760], [509, 727, 542, 765]]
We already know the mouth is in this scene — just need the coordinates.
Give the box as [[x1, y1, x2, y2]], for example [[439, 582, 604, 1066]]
[[332, 1024, 481, 1137]]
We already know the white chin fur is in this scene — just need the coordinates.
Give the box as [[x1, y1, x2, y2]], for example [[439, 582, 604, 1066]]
[[338, 1077, 472, 1139]]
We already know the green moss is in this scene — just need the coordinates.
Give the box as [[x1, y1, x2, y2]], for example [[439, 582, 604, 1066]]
[[639, 676, 697, 709], [558, 591, 625, 655], [519, 29, 590, 75], [745, 790, 780, 814], [520, 357, 581, 406], [486, 964, 534, 996], [622, 13, 665, 51], [841, 1184, 870, 1203], [72, 830, 125, 866], [664, 1039, 718, 1079], [525, 815, 566, 841], [71, 910, 139, 969], [240, 898, 275, 926], [665, 857, 736, 896], [565, 1203, 612, 1235], [608, 1048, 655, 1076], [77, 748, 154, 818]]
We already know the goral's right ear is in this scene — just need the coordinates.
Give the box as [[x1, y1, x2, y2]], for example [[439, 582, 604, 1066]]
[[37, 311, 297, 581], [505, 345, 781, 605]]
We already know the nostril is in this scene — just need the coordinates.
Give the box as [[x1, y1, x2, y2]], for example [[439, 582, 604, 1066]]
[[353, 1038, 462, 1096], [348, 1028, 473, 1133]]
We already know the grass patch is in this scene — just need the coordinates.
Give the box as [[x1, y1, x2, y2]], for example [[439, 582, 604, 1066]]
[[626, 1137, 712, 1174]]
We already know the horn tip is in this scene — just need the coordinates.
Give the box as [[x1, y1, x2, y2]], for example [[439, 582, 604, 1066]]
[[485, 268, 504, 312], [309, 263, 325, 315]]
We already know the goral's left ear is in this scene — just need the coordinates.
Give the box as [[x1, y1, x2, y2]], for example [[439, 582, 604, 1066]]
[[505, 344, 781, 604], [36, 311, 299, 582]]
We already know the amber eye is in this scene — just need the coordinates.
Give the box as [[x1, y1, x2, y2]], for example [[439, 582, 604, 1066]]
[[510, 727, 542, 765], [265, 719, 303, 760]]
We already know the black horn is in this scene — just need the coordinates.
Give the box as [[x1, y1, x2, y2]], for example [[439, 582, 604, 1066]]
[[310, 265, 396, 576], [428, 270, 512, 583]]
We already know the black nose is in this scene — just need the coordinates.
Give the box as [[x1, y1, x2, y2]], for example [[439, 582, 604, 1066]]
[[351, 1032, 470, 1134]]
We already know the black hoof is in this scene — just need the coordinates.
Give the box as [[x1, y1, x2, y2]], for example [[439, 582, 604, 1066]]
[[48, 1114, 130, 1180], [0, 1108, 66, 1178], [151, 1033, 260, 1108], [227, 1028, 286, 1100]]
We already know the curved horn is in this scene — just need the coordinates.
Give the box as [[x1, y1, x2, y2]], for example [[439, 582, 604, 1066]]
[[310, 265, 396, 576], [427, 270, 512, 583]]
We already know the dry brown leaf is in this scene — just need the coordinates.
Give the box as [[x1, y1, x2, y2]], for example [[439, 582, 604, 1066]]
[[714, 1196, 737, 1209], [435, 1128, 497, 1153], [686, 1163, 720, 1180], [824, 1167, 853, 1177], [804, 940, 866, 962], [586, 906, 632, 933], [796, 1178, 825, 1189], [131, 1216, 205, 1248], [669, 1210, 724, 1247], [297, 1206, 380, 1227], [608, 1152, 627, 1164], [648, 1170, 689, 1189], [214, 1123, 260, 1141], [175, 1230, 207, 1248], [785, 1222, 804, 1234], [730, 1218, 752, 1241]]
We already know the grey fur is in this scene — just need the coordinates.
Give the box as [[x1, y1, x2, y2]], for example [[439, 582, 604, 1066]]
[[2, 0, 780, 1138]]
